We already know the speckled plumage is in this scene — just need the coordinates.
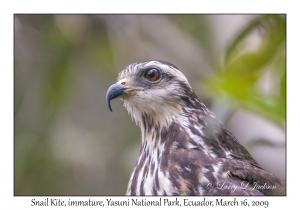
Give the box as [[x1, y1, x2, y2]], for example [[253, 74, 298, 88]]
[[106, 60, 285, 196]]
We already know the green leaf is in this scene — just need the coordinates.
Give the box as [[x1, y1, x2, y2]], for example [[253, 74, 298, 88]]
[[202, 15, 286, 128]]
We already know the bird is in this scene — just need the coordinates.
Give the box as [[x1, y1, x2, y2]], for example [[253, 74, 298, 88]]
[[106, 60, 285, 196]]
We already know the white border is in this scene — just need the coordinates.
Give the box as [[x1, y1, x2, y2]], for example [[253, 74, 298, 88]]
[[2, 0, 298, 209]]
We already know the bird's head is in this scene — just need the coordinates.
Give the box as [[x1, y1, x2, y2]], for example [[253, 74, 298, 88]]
[[106, 60, 198, 128]]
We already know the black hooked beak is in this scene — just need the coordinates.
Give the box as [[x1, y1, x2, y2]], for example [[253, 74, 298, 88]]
[[106, 83, 127, 112]]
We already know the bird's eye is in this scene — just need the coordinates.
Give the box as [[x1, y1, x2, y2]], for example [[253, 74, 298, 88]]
[[144, 68, 161, 82]]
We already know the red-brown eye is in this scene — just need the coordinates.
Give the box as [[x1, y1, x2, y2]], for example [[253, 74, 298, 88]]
[[144, 68, 160, 82]]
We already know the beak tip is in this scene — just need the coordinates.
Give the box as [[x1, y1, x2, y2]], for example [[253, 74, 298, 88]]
[[106, 83, 127, 112], [106, 95, 113, 112], [108, 104, 113, 112]]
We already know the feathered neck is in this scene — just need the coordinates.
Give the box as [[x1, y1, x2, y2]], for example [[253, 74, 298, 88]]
[[122, 98, 184, 141], [122, 97, 207, 147]]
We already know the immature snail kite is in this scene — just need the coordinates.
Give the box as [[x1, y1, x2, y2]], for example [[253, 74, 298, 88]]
[[106, 60, 285, 196]]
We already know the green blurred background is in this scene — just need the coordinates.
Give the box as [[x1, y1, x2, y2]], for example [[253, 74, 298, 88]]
[[14, 14, 286, 195]]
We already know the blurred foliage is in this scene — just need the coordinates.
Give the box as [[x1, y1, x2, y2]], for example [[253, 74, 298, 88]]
[[15, 15, 118, 195], [202, 15, 286, 128]]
